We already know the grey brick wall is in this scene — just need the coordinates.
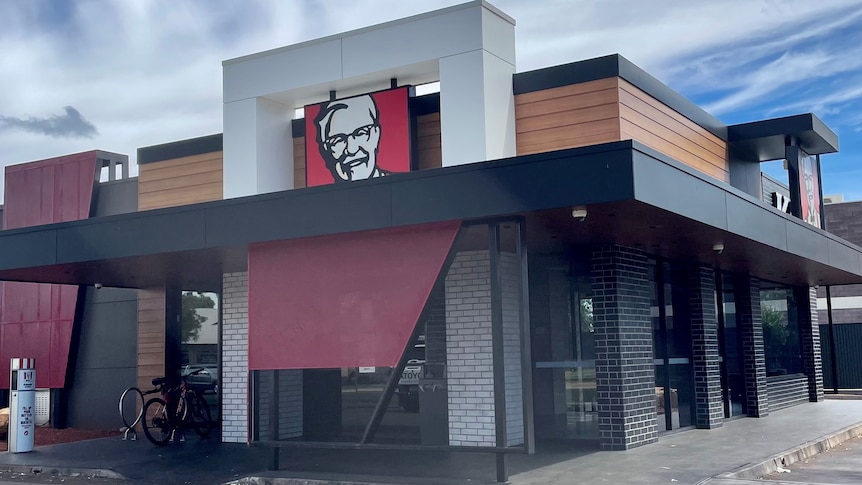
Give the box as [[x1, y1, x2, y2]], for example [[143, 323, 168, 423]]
[[222, 271, 249, 443], [688, 264, 723, 429], [446, 251, 495, 446], [735, 275, 769, 417], [590, 245, 657, 450]]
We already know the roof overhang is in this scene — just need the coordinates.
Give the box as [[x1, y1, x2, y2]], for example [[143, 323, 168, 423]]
[[729, 113, 839, 161], [0, 140, 860, 288]]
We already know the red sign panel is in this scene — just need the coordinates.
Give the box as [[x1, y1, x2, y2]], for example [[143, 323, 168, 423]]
[[305, 87, 411, 187], [248, 221, 460, 370], [799, 154, 822, 228], [0, 151, 98, 388]]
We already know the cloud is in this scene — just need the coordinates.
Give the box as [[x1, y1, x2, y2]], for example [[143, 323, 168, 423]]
[[0, 0, 861, 204], [0, 106, 98, 139]]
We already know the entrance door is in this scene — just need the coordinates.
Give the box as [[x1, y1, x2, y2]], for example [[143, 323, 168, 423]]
[[717, 274, 746, 417], [532, 265, 597, 440], [651, 261, 695, 431]]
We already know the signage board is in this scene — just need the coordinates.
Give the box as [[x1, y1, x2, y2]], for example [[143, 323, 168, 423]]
[[9, 358, 35, 453], [305, 86, 411, 187]]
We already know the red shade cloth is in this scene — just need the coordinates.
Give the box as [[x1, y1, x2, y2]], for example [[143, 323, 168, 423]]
[[248, 221, 460, 370]]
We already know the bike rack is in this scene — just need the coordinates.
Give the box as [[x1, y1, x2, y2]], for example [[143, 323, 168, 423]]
[[119, 387, 144, 441]]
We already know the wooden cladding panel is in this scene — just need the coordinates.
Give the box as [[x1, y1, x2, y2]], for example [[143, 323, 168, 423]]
[[137, 288, 166, 392], [294, 137, 307, 189], [618, 79, 728, 182], [417, 113, 442, 170], [515, 78, 621, 156], [514, 76, 730, 182], [138, 152, 223, 211]]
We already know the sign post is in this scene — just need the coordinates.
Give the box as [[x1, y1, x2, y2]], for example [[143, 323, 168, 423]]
[[9, 358, 36, 453]]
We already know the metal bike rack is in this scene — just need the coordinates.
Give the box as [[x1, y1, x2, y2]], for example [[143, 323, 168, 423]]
[[119, 387, 144, 441]]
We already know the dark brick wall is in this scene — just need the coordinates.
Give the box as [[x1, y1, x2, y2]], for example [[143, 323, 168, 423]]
[[823, 200, 862, 241], [591, 245, 656, 450], [688, 264, 723, 429], [735, 275, 769, 417], [799, 286, 825, 401]]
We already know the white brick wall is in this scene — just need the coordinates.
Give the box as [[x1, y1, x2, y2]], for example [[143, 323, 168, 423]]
[[446, 251, 495, 446], [501, 252, 524, 446], [222, 271, 249, 443]]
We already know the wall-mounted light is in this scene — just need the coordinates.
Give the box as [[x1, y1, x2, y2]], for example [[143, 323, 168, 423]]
[[571, 206, 588, 222], [712, 243, 724, 255]]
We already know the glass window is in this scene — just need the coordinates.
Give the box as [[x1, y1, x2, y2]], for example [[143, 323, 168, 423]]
[[180, 291, 220, 421], [760, 286, 803, 376]]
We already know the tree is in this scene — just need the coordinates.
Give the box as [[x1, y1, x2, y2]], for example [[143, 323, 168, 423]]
[[182, 292, 216, 343]]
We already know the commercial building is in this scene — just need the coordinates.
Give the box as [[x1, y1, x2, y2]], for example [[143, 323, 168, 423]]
[[0, 2, 859, 480]]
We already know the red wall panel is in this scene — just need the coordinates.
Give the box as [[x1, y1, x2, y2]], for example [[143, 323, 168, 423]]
[[248, 221, 460, 371], [0, 152, 98, 388]]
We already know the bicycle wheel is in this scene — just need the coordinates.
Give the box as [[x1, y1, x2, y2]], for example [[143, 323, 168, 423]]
[[142, 398, 172, 446], [187, 391, 213, 438]]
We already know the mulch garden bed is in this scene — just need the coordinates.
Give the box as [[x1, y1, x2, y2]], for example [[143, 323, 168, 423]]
[[0, 426, 117, 451]]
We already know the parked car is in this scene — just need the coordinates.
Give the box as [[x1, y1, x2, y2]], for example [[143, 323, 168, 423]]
[[182, 365, 218, 394]]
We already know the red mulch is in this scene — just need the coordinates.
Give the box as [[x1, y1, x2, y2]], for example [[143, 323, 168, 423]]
[[0, 426, 117, 451]]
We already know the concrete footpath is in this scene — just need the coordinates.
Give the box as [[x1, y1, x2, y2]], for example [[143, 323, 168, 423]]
[[1, 399, 862, 484]]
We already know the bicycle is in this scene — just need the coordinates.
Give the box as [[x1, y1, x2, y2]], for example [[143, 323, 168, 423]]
[[141, 368, 213, 446]]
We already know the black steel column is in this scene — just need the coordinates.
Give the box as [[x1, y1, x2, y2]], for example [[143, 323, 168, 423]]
[[517, 219, 535, 455], [489, 224, 508, 483], [826, 286, 838, 393]]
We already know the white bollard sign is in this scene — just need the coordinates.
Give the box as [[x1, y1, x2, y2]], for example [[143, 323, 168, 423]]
[[9, 358, 36, 453]]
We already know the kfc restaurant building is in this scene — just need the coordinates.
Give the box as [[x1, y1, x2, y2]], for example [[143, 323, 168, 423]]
[[1, 1, 861, 479]]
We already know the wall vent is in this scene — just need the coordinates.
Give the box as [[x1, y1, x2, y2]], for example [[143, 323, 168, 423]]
[[35, 389, 50, 426]]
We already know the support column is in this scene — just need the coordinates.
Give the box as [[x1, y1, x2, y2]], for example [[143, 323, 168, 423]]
[[735, 276, 769, 417], [222, 271, 250, 443], [688, 265, 723, 429], [591, 245, 656, 450], [799, 286, 825, 402]]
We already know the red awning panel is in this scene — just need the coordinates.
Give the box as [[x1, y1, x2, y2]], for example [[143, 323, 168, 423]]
[[248, 221, 460, 370], [0, 152, 98, 388]]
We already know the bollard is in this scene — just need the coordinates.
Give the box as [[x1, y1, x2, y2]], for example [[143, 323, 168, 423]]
[[9, 358, 36, 453]]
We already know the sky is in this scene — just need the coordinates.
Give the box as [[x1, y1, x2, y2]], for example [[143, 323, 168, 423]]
[[1, 0, 862, 204]]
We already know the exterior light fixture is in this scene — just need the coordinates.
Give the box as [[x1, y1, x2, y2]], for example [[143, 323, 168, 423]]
[[712, 243, 724, 255], [571, 206, 588, 222]]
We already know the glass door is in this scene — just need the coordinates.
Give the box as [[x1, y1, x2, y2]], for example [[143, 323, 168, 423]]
[[533, 266, 597, 440], [651, 261, 695, 431], [717, 274, 746, 418]]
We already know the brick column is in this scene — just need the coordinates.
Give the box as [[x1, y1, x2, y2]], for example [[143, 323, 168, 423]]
[[446, 251, 495, 447], [222, 271, 250, 442], [591, 245, 656, 450], [688, 264, 723, 429], [735, 276, 769, 417], [799, 286, 825, 402]]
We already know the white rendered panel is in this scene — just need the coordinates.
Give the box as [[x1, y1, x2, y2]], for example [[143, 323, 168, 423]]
[[482, 50, 516, 160], [223, 99, 259, 199], [440, 50, 487, 166], [223, 39, 342, 103], [439, 49, 515, 167], [341, 6, 483, 80], [254, 97, 293, 194], [481, 6, 516, 65]]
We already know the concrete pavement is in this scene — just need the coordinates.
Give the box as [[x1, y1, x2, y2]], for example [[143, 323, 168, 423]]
[[1, 399, 862, 484]]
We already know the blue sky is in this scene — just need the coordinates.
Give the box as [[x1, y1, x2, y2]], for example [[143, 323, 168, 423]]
[[1, 0, 861, 203]]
